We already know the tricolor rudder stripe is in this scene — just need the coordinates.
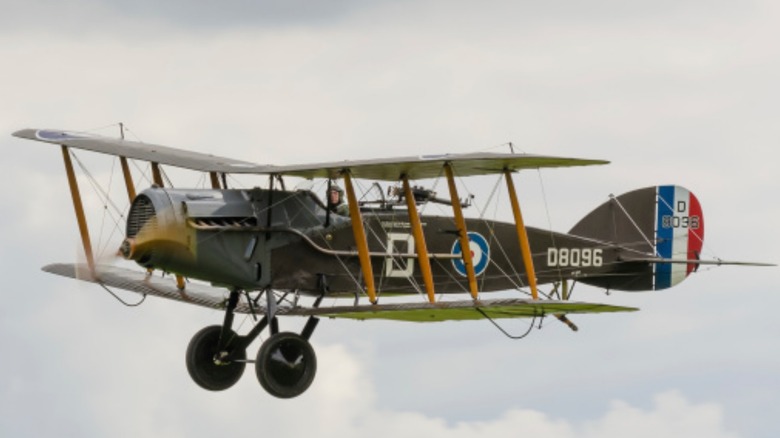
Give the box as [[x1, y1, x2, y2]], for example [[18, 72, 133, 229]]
[[654, 185, 705, 290]]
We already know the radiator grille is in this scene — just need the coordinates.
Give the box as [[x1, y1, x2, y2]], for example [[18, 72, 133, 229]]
[[126, 195, 157, 238]]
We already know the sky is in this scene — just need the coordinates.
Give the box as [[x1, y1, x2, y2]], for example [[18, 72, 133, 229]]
[[1, 0, 779, 437]]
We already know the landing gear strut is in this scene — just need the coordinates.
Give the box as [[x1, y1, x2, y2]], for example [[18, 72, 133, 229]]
[[184, 288, 322, 398]]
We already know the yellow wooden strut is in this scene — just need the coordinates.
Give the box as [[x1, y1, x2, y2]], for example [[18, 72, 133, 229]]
[[401, 176, 436, 303], [503, 169, 539, 300], [119, 157, 136, 202], [342, 172, 378, 304], [151, 162, 164, 187], [61, 146, 95, 275], [209, 171, 221, 189], [444, 163, 479, 300], [176, 274, 186, 291]]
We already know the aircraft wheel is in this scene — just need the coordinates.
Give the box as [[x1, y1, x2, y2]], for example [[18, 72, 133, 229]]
[[186, 325, 246, 391], [255, 332, 317, 398]]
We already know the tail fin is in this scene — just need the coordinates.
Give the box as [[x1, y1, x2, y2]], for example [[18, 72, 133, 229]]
[[569, 185, 705, 291]]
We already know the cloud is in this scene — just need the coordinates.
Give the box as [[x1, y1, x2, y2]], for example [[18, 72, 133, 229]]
[[177, 353, 739, 438], [0, 0, 382, 35], [581, 391, 738, 438], [13, 322, 737, 438]]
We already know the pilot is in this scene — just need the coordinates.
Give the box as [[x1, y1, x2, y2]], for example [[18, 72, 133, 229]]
[[327, 185, 350, 216]]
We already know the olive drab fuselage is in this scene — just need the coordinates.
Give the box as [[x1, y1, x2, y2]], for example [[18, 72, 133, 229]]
[[123, 186, 671, 296]]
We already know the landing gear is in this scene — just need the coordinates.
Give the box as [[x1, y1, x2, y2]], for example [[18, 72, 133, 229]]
[[185, 288, 322, 398], [256, 332, 317, 398], [185, 325, 246, 391]]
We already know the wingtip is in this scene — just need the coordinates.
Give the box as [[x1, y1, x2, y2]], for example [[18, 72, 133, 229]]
[[12, 128, 37, 139]]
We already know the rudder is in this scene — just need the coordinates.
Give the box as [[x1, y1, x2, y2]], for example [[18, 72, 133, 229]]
[[654, 185, 705, 289]]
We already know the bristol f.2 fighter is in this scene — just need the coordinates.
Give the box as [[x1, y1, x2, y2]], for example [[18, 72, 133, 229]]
[[13, 128, 770, 398]]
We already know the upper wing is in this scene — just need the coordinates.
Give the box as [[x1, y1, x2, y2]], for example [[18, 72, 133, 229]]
[[267, 153, 609, 180], [13, 128, 264, 173], [15, 128, 608, 180]]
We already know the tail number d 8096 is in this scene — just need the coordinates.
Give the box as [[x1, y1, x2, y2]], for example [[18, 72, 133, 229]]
[[547, 247, 602, 267]]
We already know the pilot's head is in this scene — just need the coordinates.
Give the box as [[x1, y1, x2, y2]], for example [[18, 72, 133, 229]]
[[328, 185, 343, 206]]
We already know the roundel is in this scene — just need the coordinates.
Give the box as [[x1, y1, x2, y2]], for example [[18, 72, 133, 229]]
[[451, 232, 490, 277]]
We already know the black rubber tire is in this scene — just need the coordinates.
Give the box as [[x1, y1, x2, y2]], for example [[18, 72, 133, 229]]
[[255, 332, 317, 399], [186, 325, 246, 391]]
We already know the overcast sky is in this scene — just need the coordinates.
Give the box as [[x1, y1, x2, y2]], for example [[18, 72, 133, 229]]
[[1, 1, 778, 437]]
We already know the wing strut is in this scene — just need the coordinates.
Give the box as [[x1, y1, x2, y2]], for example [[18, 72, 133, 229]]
[[444, 163, 479, 300], [151, 162, 164, 186], [119, 157, 136, 201], [61, 146, 95, 275], [343, 171, 378, 304], [117, 124, 137, 202], [504, 170, 539, 300], [209, 171, 221, 189], [402, 175, 436, 303]]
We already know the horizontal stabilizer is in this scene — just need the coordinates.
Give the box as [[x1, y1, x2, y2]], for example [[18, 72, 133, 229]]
[[626, 257, 775, 267]]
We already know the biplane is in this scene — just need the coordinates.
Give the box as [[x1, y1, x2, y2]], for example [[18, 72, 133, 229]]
[[13, 128, 771, 399]]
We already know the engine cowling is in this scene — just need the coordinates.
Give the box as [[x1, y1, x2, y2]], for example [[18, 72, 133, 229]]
[[121, 187, 326, 290]]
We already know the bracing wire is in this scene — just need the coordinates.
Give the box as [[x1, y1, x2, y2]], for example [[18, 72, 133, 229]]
[[476, 308, 540, 339], [84, 122, 124, 134], [95, 157, 117, 259], [70, 151, 128, 260], [98, 283, 146, 307], [535, 169, 566, 283], [610, 194, 656, 253]]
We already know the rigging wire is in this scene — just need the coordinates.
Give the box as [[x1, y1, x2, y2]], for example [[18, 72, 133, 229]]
[[161, 166, 175, 188], [477, 174, 503, 219], [84, 122, 124, 134], [70, 151, 128, 260], [535, 169, 565, 283], [610, 194, 656, 254], [476, 308, 539, 339], [130, 158, 153, 187], [122, 125, 144, 143], [95, 157, 117, 259], [98, 282, 147, 307]]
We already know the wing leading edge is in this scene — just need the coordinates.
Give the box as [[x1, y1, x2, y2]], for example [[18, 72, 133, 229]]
[[14, 128, 608, 180]]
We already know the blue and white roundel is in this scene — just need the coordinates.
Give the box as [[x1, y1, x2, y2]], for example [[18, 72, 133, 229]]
[[35, 130, 94, 142], [451, 232, 490, 277]]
